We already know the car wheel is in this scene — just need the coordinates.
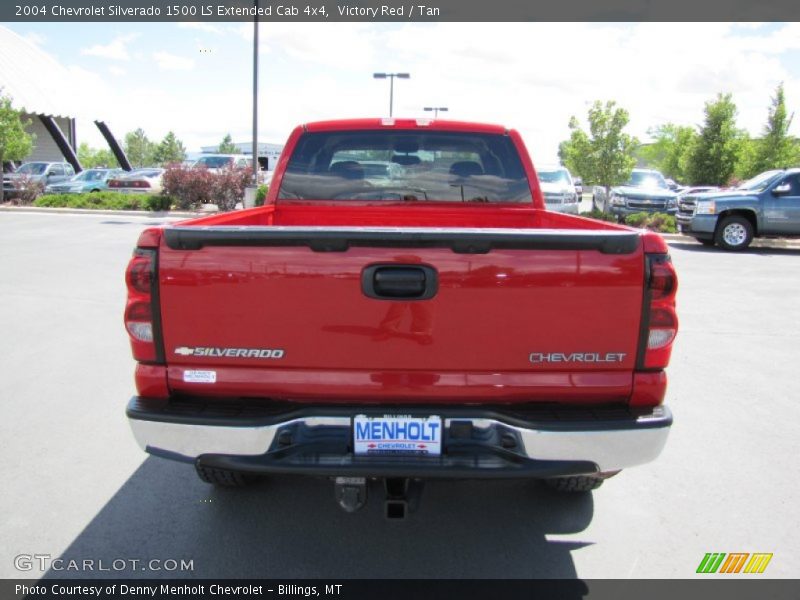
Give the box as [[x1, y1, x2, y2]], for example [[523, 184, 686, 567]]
[[195, 463, 255, 487], [715, 215, 753, 251], [545, 475, 604, 492]]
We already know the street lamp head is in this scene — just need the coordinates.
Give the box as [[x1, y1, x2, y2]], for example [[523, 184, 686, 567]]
[[439, 107, 449, 112], [423, 107, 434, 111], [373, 73, 387, 79], [396, 73, 411, 79]]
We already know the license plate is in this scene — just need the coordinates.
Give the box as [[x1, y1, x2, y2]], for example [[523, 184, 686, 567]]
[[353, 415, 442, 456]]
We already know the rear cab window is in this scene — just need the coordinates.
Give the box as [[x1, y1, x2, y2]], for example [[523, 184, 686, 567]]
[[278, 130, 532, 203]]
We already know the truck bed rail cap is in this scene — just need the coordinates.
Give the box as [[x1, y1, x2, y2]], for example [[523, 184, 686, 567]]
[[163, 225, 640, 255]]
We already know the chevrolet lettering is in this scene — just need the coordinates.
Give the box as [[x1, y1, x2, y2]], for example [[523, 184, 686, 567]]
[[529, 352, 627, 364]]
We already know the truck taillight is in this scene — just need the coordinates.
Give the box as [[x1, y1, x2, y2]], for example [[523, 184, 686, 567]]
[[640, 255, 678, 371], [125, 247, 163, 364]]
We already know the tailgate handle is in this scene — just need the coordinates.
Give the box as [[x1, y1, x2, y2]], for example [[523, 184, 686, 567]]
[[362, 265, 438, 300]]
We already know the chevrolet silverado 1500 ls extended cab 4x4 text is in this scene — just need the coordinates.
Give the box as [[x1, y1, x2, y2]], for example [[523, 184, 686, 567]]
[[124, 119, 678, 517]]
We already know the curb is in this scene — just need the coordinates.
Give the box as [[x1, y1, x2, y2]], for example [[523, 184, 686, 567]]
[[660, 232, 800, 249], [0, 205, 203, 218]]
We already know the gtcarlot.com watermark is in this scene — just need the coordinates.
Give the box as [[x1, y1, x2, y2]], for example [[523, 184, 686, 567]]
[[14, 554, 194, 573]]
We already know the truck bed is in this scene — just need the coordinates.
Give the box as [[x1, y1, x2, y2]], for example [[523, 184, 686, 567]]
[[154, 203, 646, 405]]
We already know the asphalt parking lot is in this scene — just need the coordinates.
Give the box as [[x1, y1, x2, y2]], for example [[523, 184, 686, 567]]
[[1, 211, 798, 579]]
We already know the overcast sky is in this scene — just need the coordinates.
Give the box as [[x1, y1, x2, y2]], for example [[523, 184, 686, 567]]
[[4, 21, 800, 162]]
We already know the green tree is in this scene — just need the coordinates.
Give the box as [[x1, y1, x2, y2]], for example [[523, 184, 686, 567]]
[[0, 90, 35, 202], [638, 123, 697, 182], [559, 100, 638, 190], [747, 83, 800, 177], [124, 128, 157, 168], [77, 142, 119, 168], [154, 131, 186, 165], [217, 133, 238, 154], [686, 93, 741, 186], [733, 135, 759, 182]]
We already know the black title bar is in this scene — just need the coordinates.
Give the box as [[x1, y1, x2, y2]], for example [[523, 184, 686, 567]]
[[5, 580, 800, 600], [4, 0, 800, 22]]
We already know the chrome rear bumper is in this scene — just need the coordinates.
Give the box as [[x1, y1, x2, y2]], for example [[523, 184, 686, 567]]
[[127, 398, 672, 477]]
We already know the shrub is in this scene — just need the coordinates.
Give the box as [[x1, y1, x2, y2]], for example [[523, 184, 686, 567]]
[[624, 212, 678, 233], [255, 184, 269, 207], [623, 212, 649, 228], [162, 165, 252, 210], [162, 165, 215, 209], [583, 209, 620, 223], [33, 191, 174, 211], [582, 209, 677, 233], [10, 175, 42, 205], [212, 167, 252, 211]]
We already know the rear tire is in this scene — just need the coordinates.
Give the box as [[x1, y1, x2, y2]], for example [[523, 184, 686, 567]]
[[195, 464, 254, 487], [545, 475, 604, 492], [715, 215, 753, 251]]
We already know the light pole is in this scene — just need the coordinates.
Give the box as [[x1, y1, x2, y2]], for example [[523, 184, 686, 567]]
[[424, 106, 449, 118], [373, 72, 410, 117], [251, 0, 259, 184]]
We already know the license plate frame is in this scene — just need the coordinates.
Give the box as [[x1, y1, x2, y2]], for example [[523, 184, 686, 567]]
[[353, 414, 442, 457]]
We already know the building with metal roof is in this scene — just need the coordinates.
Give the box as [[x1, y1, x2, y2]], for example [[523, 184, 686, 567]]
[[0, 25, 130, 171]]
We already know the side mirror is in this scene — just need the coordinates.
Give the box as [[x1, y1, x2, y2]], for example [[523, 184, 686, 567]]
[[773, 182, 791, 196]]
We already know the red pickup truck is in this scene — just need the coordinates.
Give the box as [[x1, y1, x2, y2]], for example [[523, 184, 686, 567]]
[[125, 119, 677, 517]]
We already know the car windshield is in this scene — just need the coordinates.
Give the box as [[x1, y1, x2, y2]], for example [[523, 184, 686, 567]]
[[538, 169, 571, 185], [195, 156, 233, 168], [626, 171, 669, 189], [17, 163, 48, 175], [278, 130, 532, 203], [737, 170, 783, 192]]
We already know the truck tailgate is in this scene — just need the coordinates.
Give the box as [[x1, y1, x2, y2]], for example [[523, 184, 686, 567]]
[[158, 226, 644, 404]]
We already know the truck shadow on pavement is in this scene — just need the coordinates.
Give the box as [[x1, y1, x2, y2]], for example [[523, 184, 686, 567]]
[[45, 457, 594, 580]]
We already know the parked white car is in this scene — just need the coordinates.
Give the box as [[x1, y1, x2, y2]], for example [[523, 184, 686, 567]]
[[537, 165, 580, 214], [108, 168, 165, 194]]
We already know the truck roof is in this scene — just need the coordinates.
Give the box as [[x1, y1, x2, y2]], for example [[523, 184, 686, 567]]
[[303, 118, 509, 134]]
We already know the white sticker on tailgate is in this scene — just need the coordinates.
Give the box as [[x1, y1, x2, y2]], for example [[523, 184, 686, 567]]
[[353, 415, 442, 456], [183, 370, 217, 384]]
